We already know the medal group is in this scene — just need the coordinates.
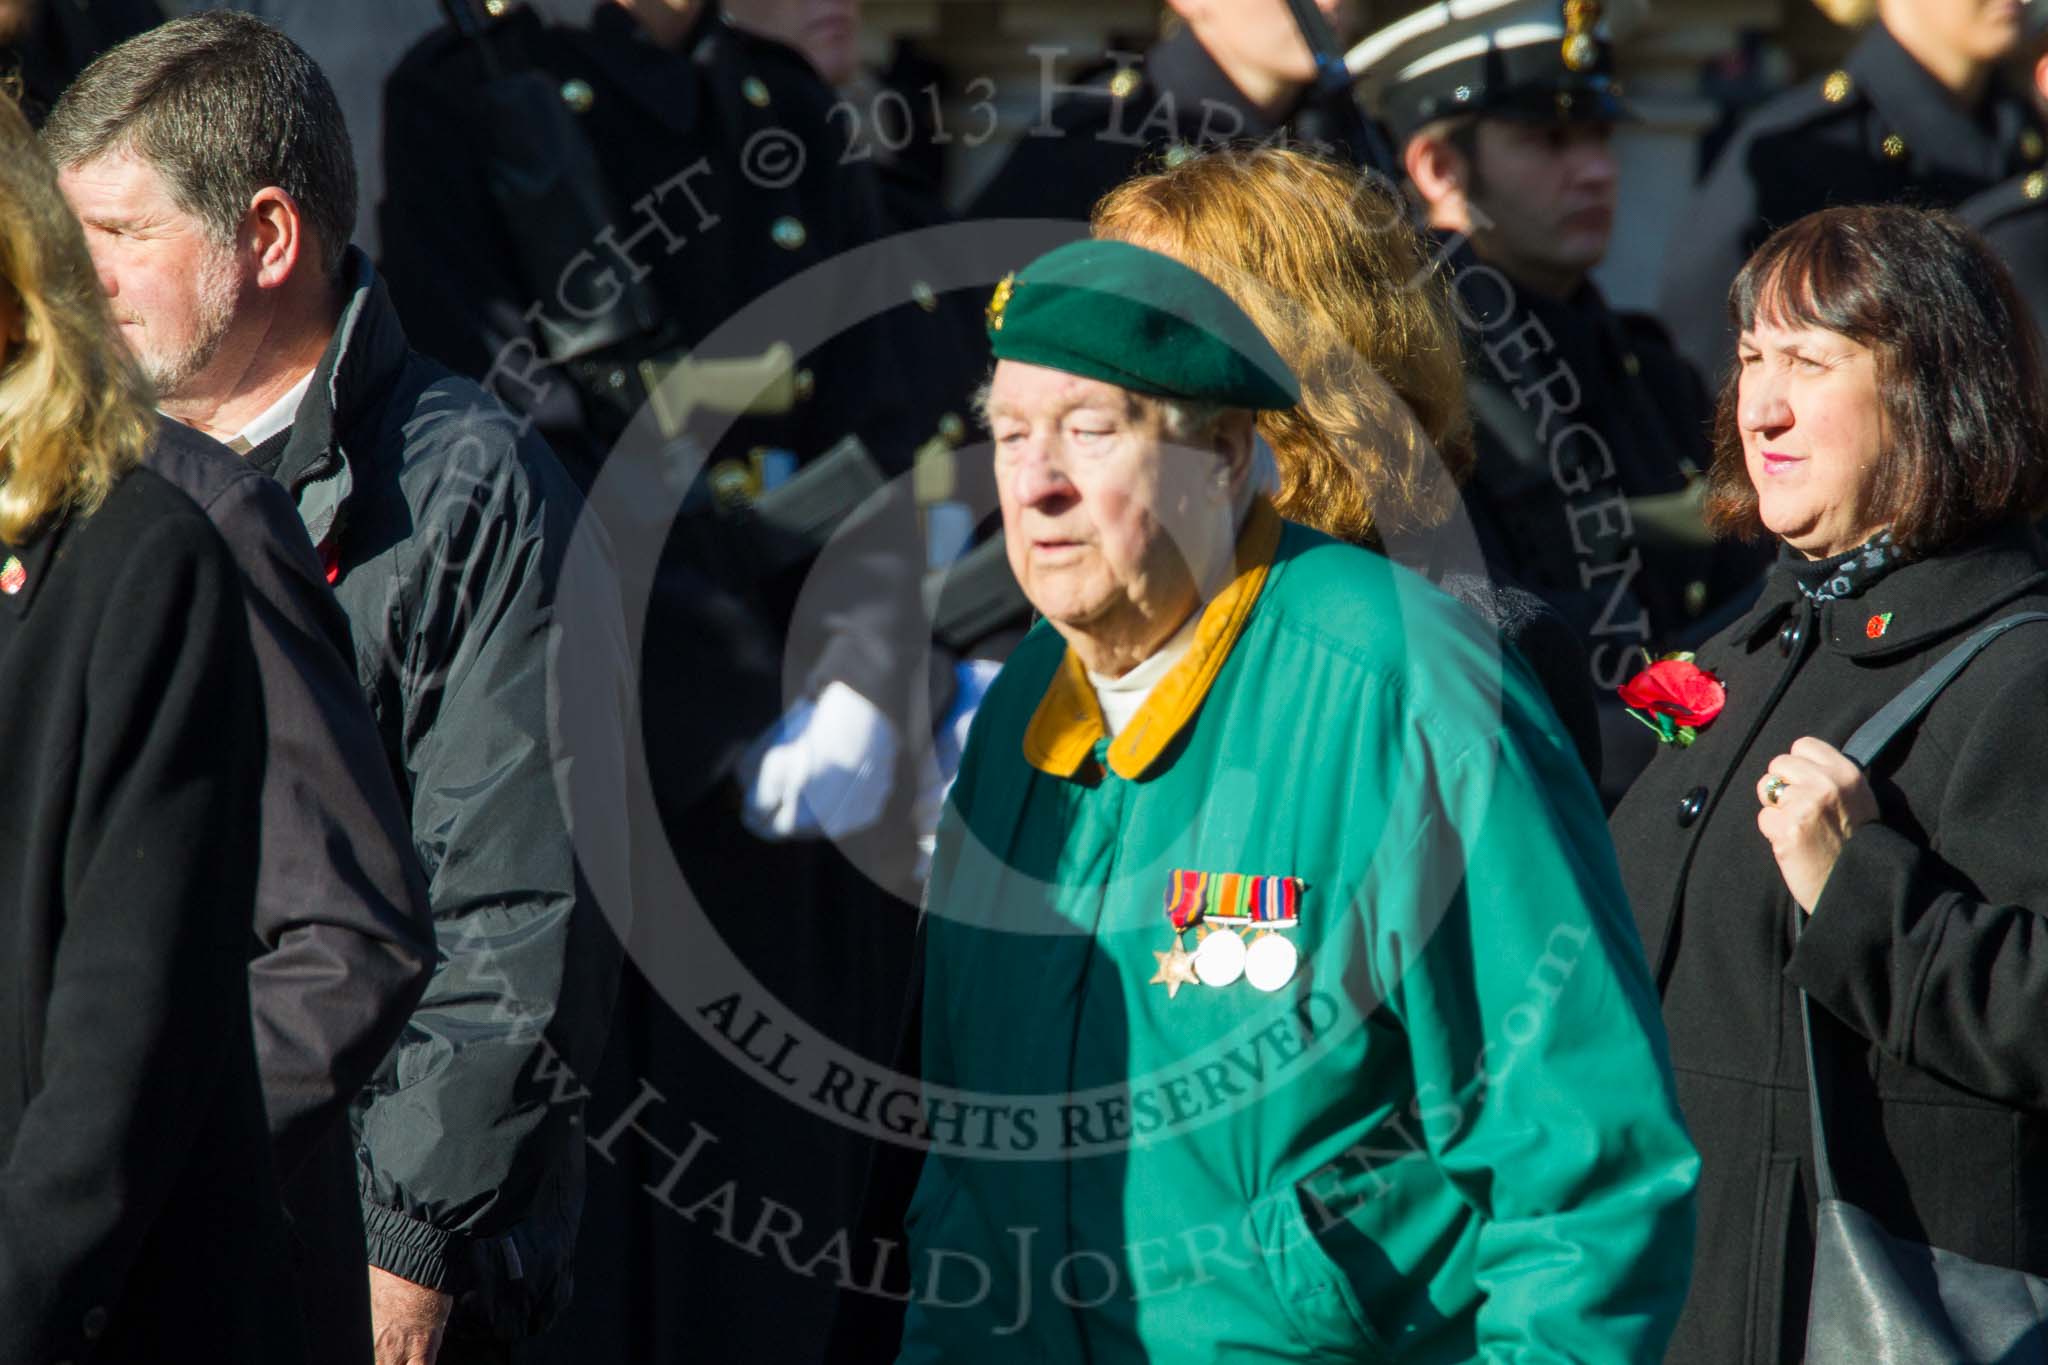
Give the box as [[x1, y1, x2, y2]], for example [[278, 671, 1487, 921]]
[[1152, 870, 1304, 999]]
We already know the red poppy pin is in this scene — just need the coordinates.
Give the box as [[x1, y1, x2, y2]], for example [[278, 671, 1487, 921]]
[[0, 556, 23, 596], [1618, 652, 1727, 747], [1866, 612, 1892, 639]]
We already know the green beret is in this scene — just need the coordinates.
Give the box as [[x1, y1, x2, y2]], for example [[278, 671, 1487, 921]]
[[985, 239, 1300, 412]]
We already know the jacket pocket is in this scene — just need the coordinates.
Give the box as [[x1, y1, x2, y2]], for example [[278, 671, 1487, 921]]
[[1247, 1184, 1391, 1364], [1745, 1152, 1811, 1364]]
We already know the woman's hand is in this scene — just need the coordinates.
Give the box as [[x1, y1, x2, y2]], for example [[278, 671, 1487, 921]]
[[1756, 737, 1880, 914]]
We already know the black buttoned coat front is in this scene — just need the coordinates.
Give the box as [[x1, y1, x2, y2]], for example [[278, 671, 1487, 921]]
[[0, 467, 304, 1364], [1608, 524, 2048, 1364]]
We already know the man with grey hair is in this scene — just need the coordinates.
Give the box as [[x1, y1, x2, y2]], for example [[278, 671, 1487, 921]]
[[47, 13, 629, 1365]]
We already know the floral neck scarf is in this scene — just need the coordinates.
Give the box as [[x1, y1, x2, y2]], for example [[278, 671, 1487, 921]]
[[1787, 529, 1903, 604]]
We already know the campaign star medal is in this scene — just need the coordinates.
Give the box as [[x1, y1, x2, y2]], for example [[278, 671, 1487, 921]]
[[1162, 870, 1305, 995], [1150, 940, 1199, 999], [0, 555, 23, 596]]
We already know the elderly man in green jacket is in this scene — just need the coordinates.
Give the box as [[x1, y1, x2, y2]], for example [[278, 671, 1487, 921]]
[[898, 239, 1697, 1363]]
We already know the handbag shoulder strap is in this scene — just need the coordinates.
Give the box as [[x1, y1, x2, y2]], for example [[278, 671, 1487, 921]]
[[1804, 610, 2048, 1203], [1841, 611, 2048, 765]]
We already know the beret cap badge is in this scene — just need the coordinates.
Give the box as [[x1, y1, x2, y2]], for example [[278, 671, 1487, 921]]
[[986, 273, 1016, 332], [984, 240, 1300, 411]]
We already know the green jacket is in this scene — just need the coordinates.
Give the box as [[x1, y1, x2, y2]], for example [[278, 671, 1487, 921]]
[[902, 506, 1697, 1362]]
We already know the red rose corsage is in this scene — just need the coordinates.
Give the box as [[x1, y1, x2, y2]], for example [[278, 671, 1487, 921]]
[[1618, 652, 1726, 747]]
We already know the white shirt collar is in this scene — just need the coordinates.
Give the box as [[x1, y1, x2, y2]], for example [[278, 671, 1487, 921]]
[[227, 369, 316, 452]]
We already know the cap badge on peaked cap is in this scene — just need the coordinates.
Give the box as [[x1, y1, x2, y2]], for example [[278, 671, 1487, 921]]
[[1562, 0, 1600, 71]]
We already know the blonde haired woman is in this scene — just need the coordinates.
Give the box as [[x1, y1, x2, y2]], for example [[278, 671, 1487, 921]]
[[1094, 146, 1601, 776], [0, 94, 305, 1362]]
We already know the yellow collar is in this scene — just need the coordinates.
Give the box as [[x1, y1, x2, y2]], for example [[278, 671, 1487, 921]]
[[1022, 498, 1282, 781]]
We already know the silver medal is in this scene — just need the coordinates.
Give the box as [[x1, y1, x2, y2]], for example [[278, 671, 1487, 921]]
[[1244, 933, 1299, 993], [1193, 928, 1247, 987]]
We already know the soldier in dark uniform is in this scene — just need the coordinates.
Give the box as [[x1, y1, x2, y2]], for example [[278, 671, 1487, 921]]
[[1659, 0, 2048, 381], [1370, 0, 1766, 801], [1960, 17, 2048, 351], [1962, 165, 2048, 348], [381, 6, 961, 1362], [967, 0, 1363, 223]]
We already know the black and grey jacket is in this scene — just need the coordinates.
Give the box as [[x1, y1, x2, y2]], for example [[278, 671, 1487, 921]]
[[263, 249, 630, 1339]]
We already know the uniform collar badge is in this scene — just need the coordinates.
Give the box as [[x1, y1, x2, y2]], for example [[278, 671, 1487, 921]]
[[1157, 870, 1304, 995]]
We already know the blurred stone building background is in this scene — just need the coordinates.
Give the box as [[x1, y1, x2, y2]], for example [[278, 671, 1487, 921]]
[[858, 0, 1871, 309]]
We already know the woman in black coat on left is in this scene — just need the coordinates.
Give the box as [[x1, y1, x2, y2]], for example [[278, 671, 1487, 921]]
[[0, 95, 304, 1362]]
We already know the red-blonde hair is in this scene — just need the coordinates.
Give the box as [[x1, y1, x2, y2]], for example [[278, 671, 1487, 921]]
[[1093, 146, 1473, 546]]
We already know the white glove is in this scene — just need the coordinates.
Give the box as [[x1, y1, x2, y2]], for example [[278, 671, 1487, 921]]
[[739, 681, 900, 841], [912, 659, 1004, 875]]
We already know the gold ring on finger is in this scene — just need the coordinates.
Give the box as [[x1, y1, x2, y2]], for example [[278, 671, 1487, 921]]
[[1762, 774, 1789, 806]]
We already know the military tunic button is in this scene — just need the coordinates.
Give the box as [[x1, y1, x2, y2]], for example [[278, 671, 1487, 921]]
[[1822, 70, 1852, 103], [794, 369, 815, 402], [82, 1307, 107, 1341], [1882, 133, 1907, 161], [1676, 786, 1708, 828], [938, 414, 966, 444], [559, 79, 594, 115], [742, 76, 772, 109], [1684, 579, 1709, 616], [1108, 67, 1142, 100], [1453, 84, 1471, 103], [911, 280, 938, 313], [1778, 617, 1804, 656], [1622, 352, 1641, 377], [2024, 130, 2045, 161], [771, 217, 807, 251], [2027, 171, 2047, 201], [1555, 92, 1575, 115]]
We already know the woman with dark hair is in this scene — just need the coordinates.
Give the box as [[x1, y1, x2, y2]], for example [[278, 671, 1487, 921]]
[[1610, 202, 2048, 1364], [0, 93, 304, 1361]]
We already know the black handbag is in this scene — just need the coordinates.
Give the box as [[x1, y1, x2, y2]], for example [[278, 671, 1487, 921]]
[[1801, 611, 2048, 1364]]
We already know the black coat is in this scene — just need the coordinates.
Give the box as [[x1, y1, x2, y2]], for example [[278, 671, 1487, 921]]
[[1609, 526, 2048, 1363], [1959, 170, 2048, 355], [382, 2, 948, 803], [144, 417, 434, 1365], [1658, 22, 2048, 381], [0, 466, 303, 1363], [384, 12, 942, 1362]]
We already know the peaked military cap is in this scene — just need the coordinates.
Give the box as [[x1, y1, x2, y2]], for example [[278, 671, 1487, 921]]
[[1357, 0, 1647, 143], [985, 239, 1300, 412]]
